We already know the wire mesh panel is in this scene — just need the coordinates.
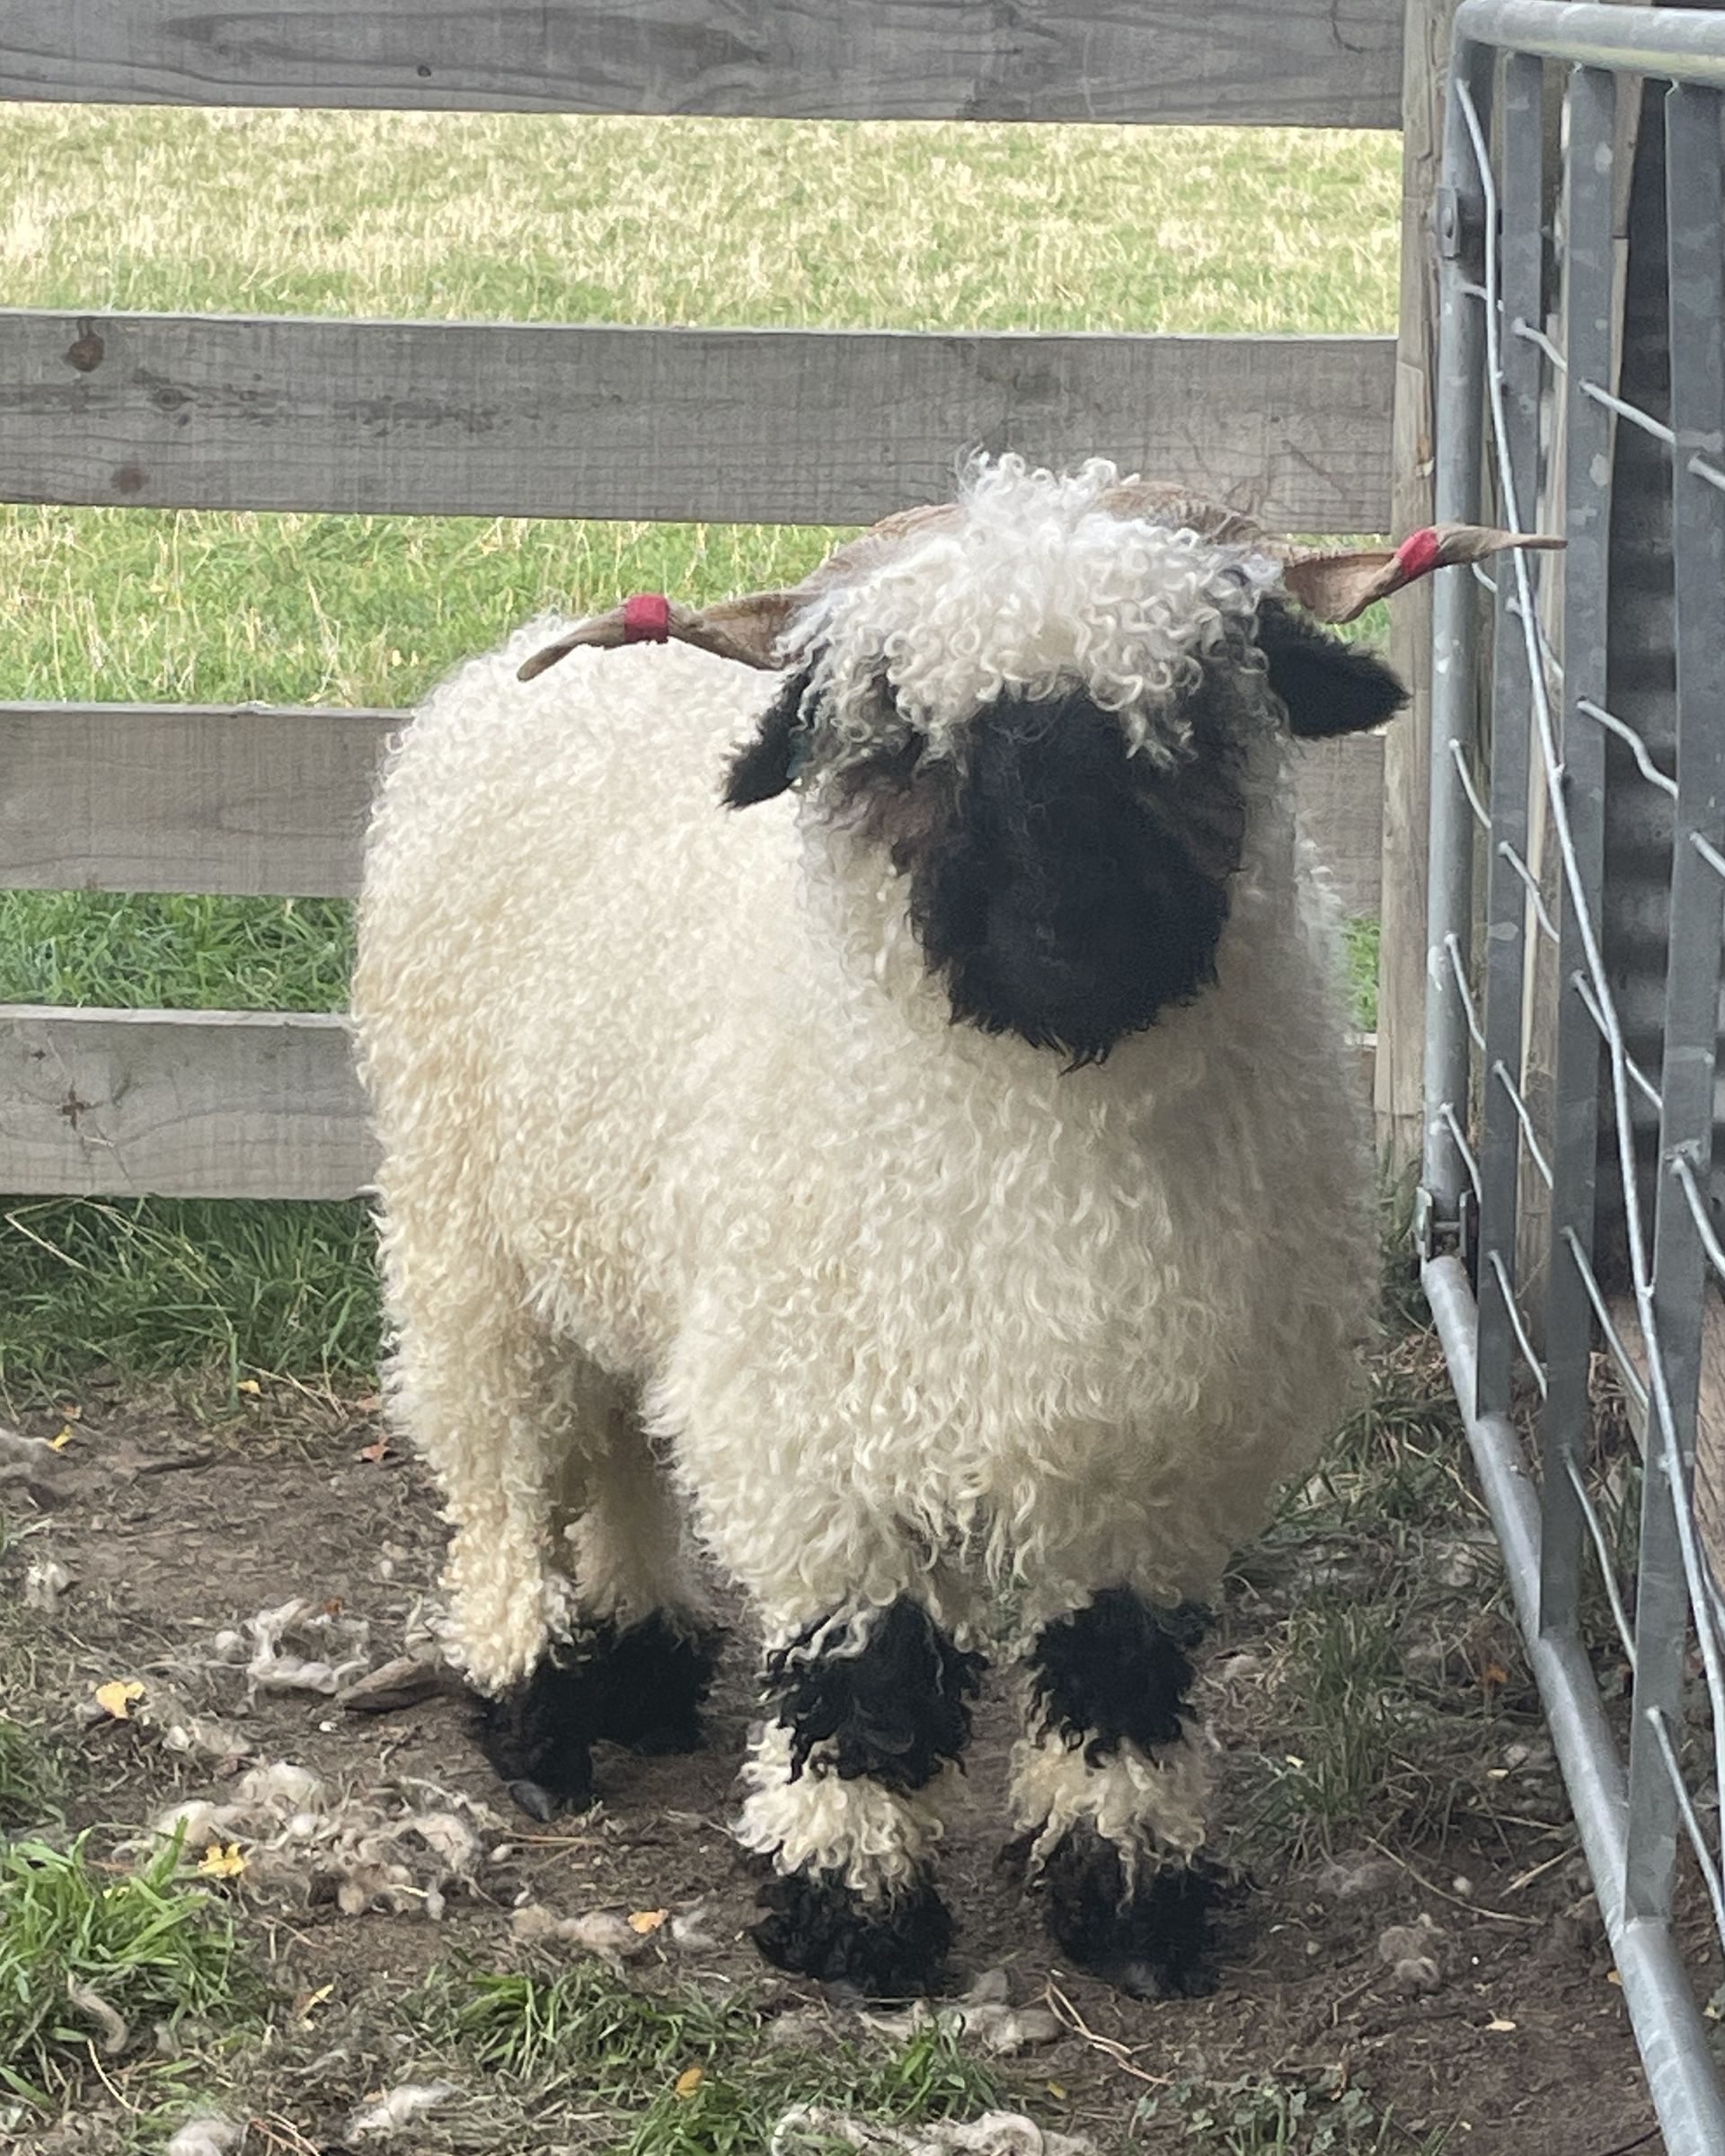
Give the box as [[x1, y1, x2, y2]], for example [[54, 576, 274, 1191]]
[[1422, 7, 1725, 2149]]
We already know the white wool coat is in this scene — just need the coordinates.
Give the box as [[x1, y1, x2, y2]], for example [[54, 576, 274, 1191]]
[[354, 615, 1378, 1690]]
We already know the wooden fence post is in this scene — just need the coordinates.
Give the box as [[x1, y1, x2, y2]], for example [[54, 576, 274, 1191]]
[[1376, 0, 1460, 1175]]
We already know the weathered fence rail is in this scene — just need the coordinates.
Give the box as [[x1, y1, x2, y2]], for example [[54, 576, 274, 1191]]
[[0, 314, 1394, 530], [0, 0, 1398, 1205], [0, 0, 1403, 126]]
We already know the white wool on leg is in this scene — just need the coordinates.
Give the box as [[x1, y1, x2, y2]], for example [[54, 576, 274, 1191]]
[[736, 1720, 957, 1902], [1009, 1727, 1212, 1884]]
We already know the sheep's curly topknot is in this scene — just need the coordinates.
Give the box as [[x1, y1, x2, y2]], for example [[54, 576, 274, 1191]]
[[785, 455, 1279, 773]]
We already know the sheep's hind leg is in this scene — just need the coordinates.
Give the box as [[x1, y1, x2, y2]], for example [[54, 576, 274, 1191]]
[[739, 1598, 984, 1997], [1011, 1591, 1221, 1999], [475, 1390, 721, 1821]]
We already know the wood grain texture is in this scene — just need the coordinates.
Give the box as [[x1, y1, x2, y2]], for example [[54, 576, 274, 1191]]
[[1292, 730, 1385, 917], [0, 1006, 373, 1198], [0, 702, 396, 898], [1375, 0, 1455, 1168], [0, 697, 1386, 903], [0, 312, 1396, 533], [0, 0, 1402, 128]]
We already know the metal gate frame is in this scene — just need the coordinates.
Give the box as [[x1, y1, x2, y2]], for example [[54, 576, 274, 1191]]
[[1421, 6, 1725, 2149]]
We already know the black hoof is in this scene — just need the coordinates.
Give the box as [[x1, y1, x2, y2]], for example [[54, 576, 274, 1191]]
[[752, 1867, 952, 1998], [473, 1657, 598, 1807], [507, 1777, 569, 1824], [1037, 1821, 1222, 2000]]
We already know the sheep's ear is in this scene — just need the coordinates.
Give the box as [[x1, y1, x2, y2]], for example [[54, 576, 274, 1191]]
[[723, 667, 816, 808], [1254, 602, 1408, 739]]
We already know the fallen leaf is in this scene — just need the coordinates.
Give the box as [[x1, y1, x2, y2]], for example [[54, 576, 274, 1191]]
[[1046, 2083, 1067, 2101], [197, 1842, 248, 1879], [294, 1983, 334, 2022], [49, 1426, 75, 1452], [357, 1437, 392, 1465], [1607, 1970, 1623, 1987], [675, 2067, 704, 2099], [629, 1908, 669, 1935], [1481, 1663, 1509, 1688], [1484, 2017, 1517, 2033], [94, 1680, 145, 1719], [235, 1379, 261, 1397]]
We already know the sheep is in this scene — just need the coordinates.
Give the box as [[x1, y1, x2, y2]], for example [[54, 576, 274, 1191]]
[[351, 456, 1552, 2000]]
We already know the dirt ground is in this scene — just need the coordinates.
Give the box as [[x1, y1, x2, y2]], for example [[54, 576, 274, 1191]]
[[1, 1373, 1707, 2156]]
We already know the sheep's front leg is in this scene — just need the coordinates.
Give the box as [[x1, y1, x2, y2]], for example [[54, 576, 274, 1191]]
[[1011, 1590, 1219, 1998], [738, 1599, 984, 1996]]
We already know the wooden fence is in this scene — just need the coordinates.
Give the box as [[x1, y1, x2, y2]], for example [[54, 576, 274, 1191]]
[[0, 0, 1407, 1201]]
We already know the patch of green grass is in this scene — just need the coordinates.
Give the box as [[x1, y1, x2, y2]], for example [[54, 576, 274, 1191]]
[[0, 104, 1399, 1383], [0, 1832, 262, 2107], [0, 1196, 379, 1397], [0, 1714, 58, 1832], [1138, 2069, 1453, 2155], [1341, 915, 1380, 1035], [420, 1960, 1007, 2154]]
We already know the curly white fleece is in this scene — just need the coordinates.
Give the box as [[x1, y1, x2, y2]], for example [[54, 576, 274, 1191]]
[[792, 456, 1278, 770], [353, 464, 1379, 1887]]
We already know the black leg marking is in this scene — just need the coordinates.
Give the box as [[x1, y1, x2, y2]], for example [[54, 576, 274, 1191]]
[[1028, 1589, 1208, 1761], [473, 1614, 722, 1816], [752, 1867, 951, 1997], [763, 1597, 984, 1792], [589, 1612, 723, 1755], [1038, 1821, 1221, 2000]]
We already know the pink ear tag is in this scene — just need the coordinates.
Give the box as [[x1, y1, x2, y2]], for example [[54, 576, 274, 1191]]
[[622, 593, 673, 643]]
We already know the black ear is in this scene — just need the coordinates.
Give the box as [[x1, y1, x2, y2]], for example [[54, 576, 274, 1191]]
[[1255, 601, 1407, 738], [723, 666, 815, 808]]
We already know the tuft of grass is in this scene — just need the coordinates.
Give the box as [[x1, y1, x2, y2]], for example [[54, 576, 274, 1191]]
[[0, 1714, 58, 1832], [1138, 2069, 1454, 2154], [420, 1960, 1007, 2153], [0, 1196, 379, 1399], [1341, 915, 1380, 1035], [0, 1832, 262, 2107]]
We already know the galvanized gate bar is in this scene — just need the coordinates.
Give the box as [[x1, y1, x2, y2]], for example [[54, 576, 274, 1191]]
[[1426, 8, 1725, 2150], [1543, 58, 1616, 1656], [1473, 49, 1543, 1424]]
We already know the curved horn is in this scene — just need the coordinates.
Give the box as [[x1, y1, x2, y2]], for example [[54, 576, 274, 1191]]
[[1095, 481, 1269, 549]]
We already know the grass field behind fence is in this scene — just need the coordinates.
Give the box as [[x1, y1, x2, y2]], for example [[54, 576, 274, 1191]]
[[0, 107, 1401, 1390]]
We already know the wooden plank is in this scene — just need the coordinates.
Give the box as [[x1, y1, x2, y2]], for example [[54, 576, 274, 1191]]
[[1376, 0, 1456, 1171], [0, 1006, 372, 1198], [1292, 730, 1385, 917], [0, 696, 1388, 904], [0, 0, 1403, 128], [0, 313, 1396, 534], [1606, 1288, 1725, 1603], [0, 702, 395, 899]]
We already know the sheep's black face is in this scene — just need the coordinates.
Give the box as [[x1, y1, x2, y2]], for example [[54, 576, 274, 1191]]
[[784, 673, 1252, 1067], [723, 600, 1405, 1067], [900, 685, 1243, 1064]]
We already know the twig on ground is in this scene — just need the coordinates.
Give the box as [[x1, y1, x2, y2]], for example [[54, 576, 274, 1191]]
[[1363, 1835, 1541, 1926], [1040, 1977, 1172, 2089]]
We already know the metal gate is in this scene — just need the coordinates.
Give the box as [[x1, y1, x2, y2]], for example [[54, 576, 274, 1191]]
[[1421, 4, 1725, 2148]]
